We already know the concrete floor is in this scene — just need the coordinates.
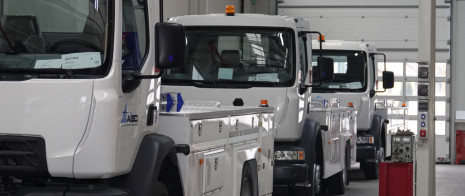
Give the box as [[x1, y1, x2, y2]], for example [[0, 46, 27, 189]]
[[273, 163, 465, 196]]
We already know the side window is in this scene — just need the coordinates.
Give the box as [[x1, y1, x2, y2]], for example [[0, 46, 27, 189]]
[[298, 36, 307, 82], [122, 0, 148, 70]]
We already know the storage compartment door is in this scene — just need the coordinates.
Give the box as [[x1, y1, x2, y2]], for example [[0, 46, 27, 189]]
[[203, 151, 225, 194]]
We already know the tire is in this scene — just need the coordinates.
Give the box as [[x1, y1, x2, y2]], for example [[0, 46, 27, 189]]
[[240, 160, 258, 196]]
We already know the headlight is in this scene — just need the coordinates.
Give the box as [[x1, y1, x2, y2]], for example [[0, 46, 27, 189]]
[[357, 136, 374, 144], [274, 150, 305, 160]]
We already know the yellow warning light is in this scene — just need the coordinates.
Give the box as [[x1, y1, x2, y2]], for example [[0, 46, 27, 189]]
[[318, 34, 326, 42], [402, 103, 407, 107], [225, 5, 235, 16], [199, 158, 204, 165]]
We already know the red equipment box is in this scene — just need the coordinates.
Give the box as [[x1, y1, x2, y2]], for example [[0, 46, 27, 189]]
[[456, 130, 465, 164], [379, 162, 413, 196]]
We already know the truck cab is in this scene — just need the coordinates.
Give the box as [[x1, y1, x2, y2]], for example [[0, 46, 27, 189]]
[[311, 40, 395, 179]]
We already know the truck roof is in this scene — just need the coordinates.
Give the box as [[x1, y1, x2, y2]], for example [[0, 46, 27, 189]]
[[169, 14, 297, 29], [312, 40, 377, 53]]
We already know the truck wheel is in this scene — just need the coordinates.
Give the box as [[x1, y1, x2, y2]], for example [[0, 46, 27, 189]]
[[240, 160, 258, 196]]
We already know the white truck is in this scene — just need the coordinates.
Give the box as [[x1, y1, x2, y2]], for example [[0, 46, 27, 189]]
[[162, 10, 355, 195], [0, 0, 274, 195], [311, 40, 396, 179]]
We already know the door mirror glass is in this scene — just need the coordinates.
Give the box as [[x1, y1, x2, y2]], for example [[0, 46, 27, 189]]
[[156, 22, 186, 69], [313, 56, 334, 82], [382, 71, 394, 89]]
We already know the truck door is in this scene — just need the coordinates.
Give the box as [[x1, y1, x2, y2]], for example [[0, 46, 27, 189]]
[[117, 0, 155, 163]]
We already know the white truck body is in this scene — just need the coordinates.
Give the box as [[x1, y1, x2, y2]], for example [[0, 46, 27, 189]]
[[163, 14, 353, 195]]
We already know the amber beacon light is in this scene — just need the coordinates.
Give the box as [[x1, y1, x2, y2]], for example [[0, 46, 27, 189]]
[[225, 5, 235, 16]]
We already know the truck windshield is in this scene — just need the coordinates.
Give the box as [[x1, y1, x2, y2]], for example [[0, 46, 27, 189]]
[[162, 27, 295, 87], [0, 0, 109, 78], [312, 50, 367, 92]]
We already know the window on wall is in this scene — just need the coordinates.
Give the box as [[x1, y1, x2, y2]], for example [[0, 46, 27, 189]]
[[378, 62, 403, 77], [377, 61, 450, 136], [377, 81, 403, 96]]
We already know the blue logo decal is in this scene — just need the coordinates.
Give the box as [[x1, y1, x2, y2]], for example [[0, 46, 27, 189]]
[[121, 103, 138, 126]]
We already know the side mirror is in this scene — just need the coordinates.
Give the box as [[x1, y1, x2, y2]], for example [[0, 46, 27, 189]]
[[313, 56, 334, 82], [156, 22, 186, 69], [382, 71, 394, 89]]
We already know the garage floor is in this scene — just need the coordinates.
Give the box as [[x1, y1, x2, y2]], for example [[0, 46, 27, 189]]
[[273, 163, 465, 196]]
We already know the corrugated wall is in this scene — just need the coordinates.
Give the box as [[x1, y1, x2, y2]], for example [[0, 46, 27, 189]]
[[278, 0, 450, 62]]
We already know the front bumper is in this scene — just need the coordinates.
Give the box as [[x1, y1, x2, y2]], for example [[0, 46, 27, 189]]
[[273, 162, 308, 184], [356, 144, 376, 162]]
